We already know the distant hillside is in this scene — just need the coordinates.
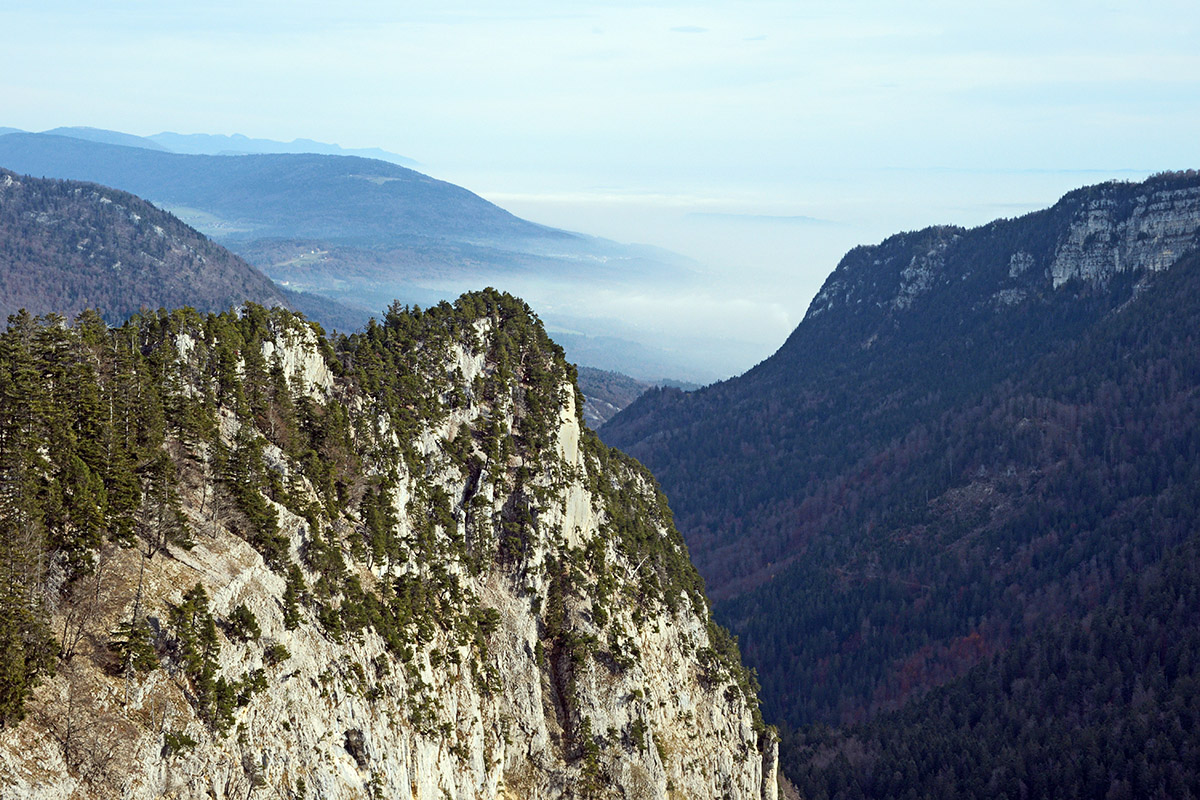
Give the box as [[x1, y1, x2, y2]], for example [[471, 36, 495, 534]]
[[575, 366, 701, 427], [0, 168, 361, 330], [603, 171, 1200, 790], [42, 126, 170, 151], [0, 132, 549, 244], [576, 367, 652, 427]]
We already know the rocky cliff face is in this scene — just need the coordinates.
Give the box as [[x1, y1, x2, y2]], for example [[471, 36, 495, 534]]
[[1048, 180, 1200, 288], [0, 293, 775, 799], [804, 172, 1200, 331]]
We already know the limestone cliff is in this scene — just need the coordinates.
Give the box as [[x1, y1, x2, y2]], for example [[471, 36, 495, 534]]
[[805, 171, 1200, 328], [1048, 179, 1200, 288], [0, 293, 776, 799]]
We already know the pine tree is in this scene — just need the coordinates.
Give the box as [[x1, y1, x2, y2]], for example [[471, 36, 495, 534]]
[[282, 564, 305, 630], [0, 313, 56, 726], [139, 450, 192, 559], [109, 617, 158, 674]]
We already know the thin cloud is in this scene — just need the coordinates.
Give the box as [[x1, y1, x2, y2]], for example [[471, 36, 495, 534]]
[[687, 212, 835, 225], [670, 25, 708, 33]]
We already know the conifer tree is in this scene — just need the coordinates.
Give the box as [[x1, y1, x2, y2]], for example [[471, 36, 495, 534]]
[[0, 313, 56, 726], [139, 449, 192, 559]]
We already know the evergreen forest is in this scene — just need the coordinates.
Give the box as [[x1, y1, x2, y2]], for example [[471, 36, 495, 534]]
[[603, 172, 1200, 795]]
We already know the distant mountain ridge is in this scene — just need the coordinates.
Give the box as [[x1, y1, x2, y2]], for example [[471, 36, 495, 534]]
[[602, 171, 1200, 790], [0, 129, 709, 381], [41, 126, 171, 151], [147, 131, 418, 166], [0, 126, 416, 164], [0, 132, 548, 244]]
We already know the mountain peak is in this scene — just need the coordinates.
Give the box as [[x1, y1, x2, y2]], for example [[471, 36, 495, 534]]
[[0, 293, 777, 799]]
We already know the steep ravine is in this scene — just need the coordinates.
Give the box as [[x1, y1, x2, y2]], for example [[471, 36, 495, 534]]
[[0, 293, 776, 799]]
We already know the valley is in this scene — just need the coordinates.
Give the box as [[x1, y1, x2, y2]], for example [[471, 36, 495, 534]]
[[2, 130, 1199, 799], [6, 2, 1196, 797]]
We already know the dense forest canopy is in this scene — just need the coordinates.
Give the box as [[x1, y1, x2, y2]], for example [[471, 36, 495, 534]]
[[0, 167, 287, 323]]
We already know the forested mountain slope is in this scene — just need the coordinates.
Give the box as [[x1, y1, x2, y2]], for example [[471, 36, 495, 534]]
[[0, 168, 284, 322], [767, 244, 1200, 796], [601, 171, 1200, 788], [0, 168, 361, 330], [791, 527, 1200, 799], [0, 292, 776, 799]]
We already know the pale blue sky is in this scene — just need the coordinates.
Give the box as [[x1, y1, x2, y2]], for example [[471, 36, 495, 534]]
[[4, 1, 1199, 371]]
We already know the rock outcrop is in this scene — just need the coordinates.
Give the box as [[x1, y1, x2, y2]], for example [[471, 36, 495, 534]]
[[1049, 180, 1200, 288], [0, 293, 775, 799], [805, 172, 1200, 328]]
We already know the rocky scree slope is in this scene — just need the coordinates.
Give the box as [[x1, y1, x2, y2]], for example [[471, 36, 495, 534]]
[[0, 291, 775, 799]]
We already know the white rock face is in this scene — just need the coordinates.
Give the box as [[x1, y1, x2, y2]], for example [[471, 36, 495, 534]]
[[259, 319, 334, 399], [0, 306, 776, 800], [1050, 184, 1200, 288], [891, 236, 959, 311], [805, 178, 1200, 329]]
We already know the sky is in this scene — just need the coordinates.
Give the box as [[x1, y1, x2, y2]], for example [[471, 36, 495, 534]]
[[4, 0, 1200, 376]]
